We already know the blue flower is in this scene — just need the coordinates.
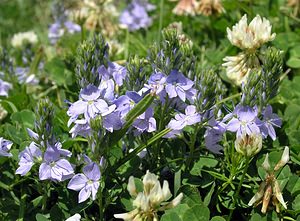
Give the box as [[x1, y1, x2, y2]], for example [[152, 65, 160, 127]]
[[168, 105, 201, 130], [226, 106, 260, 137], [0, 78, 12, 97], [259, 105, 282, 140], [165, 70, 195, 102], [67, 84, 116, 125], [39, 142, 74, 182], [119, 0, 155, 31], [0, 137, 13, 157], [204, 118, 226, 154], [16, 142, 42, 175], [68, 159, 101, 203]]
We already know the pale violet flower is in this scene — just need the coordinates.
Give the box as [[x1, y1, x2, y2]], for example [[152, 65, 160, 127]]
[[114, 171, 183, 220], [0, 79, 12, 97], [67, 160, 101, 203], [39, 142, 74, 182], [11, 31, 38, 48], [16, 142, 42, 175], [0, 137, 13, 157], [168, 105, 201, 130], [227, 14, 276, 50], [259, 105, 282, 140], [226, 106, 260, 137], [67, 84, 116, 125]]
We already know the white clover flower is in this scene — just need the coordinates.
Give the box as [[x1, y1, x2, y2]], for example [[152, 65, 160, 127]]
[[222, 52, 260, 85], [235, 131, 262, 157], [11, 31, 38, 48], [114, 170, 183, 221], [227, 14, 276, 50]]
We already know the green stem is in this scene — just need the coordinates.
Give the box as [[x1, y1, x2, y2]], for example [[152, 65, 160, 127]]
[[157, 0, 164, 43], [98, 187, 103, 221], [216, 93, 241, 106], [186, 125, 199, 169], [125, 29, 129, 61], [227, 157, 250, 221]]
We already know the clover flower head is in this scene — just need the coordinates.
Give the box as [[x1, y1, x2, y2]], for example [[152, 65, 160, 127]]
[[227, 14, 276, 50], [172, 0, 198, 16], [235, 131, 262, 157], [248, 147, 290, 213], [114, 170, 183, 220], [68, 159, 101, 203], [222, 52, 260, 85], [197, 0, 224, 16], [11, 31, 38, 48], [0, 137, 13, 157]]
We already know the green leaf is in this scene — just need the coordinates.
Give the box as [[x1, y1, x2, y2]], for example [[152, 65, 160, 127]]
[[190, 156, 218, 176], [293, 194, 300, 211], [35, 213, 50, 221], [31, 196, 44, 208], [287, 57, 300, 69], [161, 212, 182, 221], [182, 204, 210, 221], [10, 109, 35, 129], [178, 185, 202, 207], [44, 57, 66, 86], [211, 216, 226, 221], [204, 182, 216, 207]]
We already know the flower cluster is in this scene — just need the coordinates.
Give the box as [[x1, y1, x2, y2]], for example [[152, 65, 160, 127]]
[[223, 15, 276, 85], [119, 0, 156, 31], [48, 3, 81, 44], [11, 31, 38, 48], [114, 171, 183, 220]]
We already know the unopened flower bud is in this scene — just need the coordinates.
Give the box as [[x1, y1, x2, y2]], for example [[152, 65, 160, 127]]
[[262, 153, 271, 172], [248, 181, 266, 206], [261, 185, 272, 214], [273, 179, 287, 209], [235, 132, 262, 157], [274, 146, 289, 171], [127, 176, 137, 197]]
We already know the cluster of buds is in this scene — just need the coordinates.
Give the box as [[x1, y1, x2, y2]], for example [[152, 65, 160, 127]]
[[171, 0, 224, 16], [223, 15, 276, 85], [114, 171, 183, 221], [248, 147, 289, 213]]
